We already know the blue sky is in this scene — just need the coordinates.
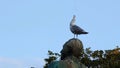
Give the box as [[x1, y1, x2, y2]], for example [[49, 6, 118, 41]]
[[0, 0, 120, 68]]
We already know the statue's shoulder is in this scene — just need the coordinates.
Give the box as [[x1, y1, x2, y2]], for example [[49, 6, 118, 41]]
[[48, 61, 59, 68], [48, 61, 66, 68], [48, 59, 86, 68]]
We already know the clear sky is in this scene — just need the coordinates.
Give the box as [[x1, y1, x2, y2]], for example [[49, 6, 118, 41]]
[[0, 0, 120, 68]]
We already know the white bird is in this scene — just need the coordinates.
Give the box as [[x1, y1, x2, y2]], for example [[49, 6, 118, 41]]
[[70, 15, 88, 38]]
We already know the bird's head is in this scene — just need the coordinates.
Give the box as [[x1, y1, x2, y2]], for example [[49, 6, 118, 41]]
[[70, 15, 76, 26], [73, 15, 76, 19]]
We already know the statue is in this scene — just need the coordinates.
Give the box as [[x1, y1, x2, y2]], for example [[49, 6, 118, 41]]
[[48, 38, 86, 68]]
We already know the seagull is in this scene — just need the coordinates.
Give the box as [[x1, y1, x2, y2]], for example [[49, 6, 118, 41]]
[[70, 15, 88, 38]]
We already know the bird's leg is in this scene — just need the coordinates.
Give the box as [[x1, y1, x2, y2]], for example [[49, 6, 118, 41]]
[[76, 34, 78, 38], [74, 34, 75, 38]]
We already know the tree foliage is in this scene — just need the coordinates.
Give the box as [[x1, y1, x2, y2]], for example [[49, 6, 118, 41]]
[[44, 50, 60, 68], [44, 46, 120, 68]]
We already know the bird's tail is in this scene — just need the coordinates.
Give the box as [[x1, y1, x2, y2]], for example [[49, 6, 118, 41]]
[[82, 32, 88, 34]]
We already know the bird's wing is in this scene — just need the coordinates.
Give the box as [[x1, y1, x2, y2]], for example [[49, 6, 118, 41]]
[[72, 25, 85, 32]]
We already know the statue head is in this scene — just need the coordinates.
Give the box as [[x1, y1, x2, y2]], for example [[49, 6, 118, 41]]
[[60, 38, 83, 60]]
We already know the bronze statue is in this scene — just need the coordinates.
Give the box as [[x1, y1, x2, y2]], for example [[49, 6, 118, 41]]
[[48, 38, 86, 68]]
